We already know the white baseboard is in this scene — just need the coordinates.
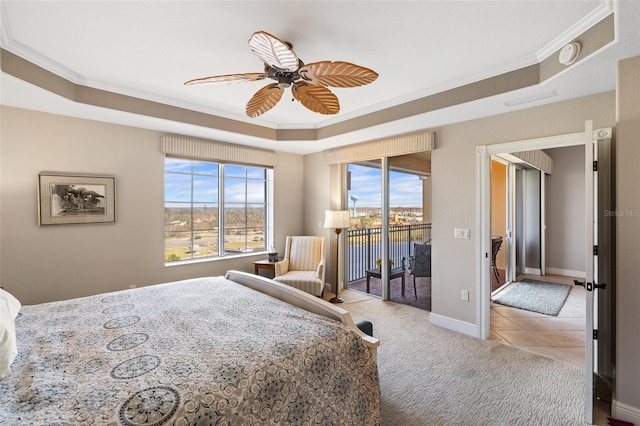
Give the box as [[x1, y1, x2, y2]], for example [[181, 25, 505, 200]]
[[525, 267, 542, 275], [612, 400, 640, 425], [545, 267, 585, 279], [430, 313, 478, 338]]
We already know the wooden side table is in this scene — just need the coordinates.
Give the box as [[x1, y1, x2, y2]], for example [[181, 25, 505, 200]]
[[365, 267, 406, 295], [253, 259, 278, 278]]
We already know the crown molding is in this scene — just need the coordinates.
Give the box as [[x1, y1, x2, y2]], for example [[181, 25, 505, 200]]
[[536, 0, 613, 61]]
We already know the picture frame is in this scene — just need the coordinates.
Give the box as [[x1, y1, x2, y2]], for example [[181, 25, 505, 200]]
[[38, 172, 116, 226]]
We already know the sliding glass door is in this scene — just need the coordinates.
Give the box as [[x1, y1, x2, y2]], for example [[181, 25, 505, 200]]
[[388, 154, 430, 307], [345, 153, 430, 307], [346, 160, 383, 296]]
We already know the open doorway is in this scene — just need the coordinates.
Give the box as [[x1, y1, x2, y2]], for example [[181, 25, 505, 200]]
[[489, 147, 586, 369], [477, 126, 615, 424]]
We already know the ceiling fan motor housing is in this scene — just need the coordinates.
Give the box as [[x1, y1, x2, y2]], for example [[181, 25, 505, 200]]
[[266, 63, 303, 88]]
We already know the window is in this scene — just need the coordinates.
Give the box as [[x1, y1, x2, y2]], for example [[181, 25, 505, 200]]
[[164, 157, 271, 263]]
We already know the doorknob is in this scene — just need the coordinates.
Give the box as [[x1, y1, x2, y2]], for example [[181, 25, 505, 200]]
[[574, 280, 593, 291]]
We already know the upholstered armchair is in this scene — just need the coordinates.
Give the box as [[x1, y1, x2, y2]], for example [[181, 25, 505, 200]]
[[273, 236, 326, 297]]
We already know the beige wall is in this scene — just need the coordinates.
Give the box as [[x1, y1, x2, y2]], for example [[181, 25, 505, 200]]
[[614, 56, 640, 421], [302, 155, 344, 291], [302, 153, 336, 287], [0, 106, 305, 304]]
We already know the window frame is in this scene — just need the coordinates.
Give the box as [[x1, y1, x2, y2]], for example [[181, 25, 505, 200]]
[[164, 156, 273, 265]]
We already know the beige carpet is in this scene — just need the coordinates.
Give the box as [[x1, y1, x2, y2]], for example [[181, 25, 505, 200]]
[[336, 290, 609, 426]]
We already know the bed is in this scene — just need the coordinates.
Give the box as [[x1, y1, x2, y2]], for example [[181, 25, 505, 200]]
[[0, 270, 380, 425]]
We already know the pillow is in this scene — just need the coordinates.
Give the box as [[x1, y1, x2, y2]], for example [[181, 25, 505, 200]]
[[0, 288, 22, 380]]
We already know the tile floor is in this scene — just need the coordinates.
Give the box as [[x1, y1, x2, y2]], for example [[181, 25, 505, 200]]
[[490, 274, 586, 368]]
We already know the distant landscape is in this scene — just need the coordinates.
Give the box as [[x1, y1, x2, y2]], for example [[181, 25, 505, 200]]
[[164, 206, 266, 261], [164, 206, 425, 262], [349, 207, 424, 228]]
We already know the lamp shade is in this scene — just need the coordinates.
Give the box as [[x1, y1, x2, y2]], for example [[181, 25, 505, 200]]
[[323, 210, 351, 229]]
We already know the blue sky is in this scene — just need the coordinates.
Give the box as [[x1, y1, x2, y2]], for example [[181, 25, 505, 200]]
[[348, 164, 423, 208], [164, 158, 422, 208], [165, 158, 266, 205]]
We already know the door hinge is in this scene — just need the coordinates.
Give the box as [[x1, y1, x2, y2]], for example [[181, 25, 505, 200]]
[[593, 160, 598, 171], [593, 245, 598, 256], [593, 329, 598, 340]]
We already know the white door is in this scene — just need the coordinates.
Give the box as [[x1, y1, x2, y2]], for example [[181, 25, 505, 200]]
[[581, 121, 614, 425], [505, 163, 517, 284], [582, 120, 596, 424]]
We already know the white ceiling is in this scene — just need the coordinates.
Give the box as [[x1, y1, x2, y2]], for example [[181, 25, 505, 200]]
[[1, 0, 639, 154]]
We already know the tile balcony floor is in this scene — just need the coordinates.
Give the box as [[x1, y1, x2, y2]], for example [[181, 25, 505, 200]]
[[490, 274, 586, 368]]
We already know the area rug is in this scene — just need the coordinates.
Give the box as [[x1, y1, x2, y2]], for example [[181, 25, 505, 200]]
[[493, 278, 572, 316]]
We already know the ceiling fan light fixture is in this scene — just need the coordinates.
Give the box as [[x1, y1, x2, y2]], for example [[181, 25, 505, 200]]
[[277, 76, 292, 88]]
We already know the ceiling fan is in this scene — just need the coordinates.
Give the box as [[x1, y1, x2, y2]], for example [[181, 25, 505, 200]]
[[185, 31, 379, 118]]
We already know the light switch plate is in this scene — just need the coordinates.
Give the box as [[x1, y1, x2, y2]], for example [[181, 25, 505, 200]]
[[454, 228, 470, 239]]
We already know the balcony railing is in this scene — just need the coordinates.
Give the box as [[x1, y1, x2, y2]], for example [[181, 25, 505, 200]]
[[347, 223, 431, 282]]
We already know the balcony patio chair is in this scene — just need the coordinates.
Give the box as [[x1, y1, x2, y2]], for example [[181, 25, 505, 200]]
[[491, 236, 503, 283], [273, 236, 326, 297], [408, 243, 431, 298]]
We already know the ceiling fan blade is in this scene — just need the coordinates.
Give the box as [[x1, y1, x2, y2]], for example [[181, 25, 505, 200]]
[[245, 83, 284, 117], [291, 82, 340, 115], [184, 73, 267, 86], [249, 31, 299, 72], [298, 61, 378, 87]]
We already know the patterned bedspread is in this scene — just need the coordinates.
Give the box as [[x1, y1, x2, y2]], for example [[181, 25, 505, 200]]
[[0, 277, 380, 425]]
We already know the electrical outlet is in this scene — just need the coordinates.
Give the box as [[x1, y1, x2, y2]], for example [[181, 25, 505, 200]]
[[454, 228, 470, 239], [461, 290, 469, 301]]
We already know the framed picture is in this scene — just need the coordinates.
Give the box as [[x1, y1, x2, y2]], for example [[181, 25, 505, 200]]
[[38, 172, 116, 226]]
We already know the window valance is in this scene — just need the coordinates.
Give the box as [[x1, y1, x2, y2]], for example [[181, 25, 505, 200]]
[[322, 131, 435, 165], [496, 150, 554, 174], [161, 135, 277, 167], [510, 150, 553, 174]]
